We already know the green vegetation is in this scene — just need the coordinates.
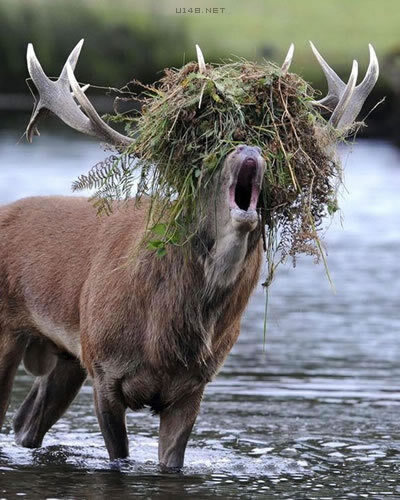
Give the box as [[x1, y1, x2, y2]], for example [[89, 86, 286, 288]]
[[73, 58, 342, 281]]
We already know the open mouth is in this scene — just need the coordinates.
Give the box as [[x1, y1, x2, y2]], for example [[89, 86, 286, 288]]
[[229, 157, 261, 212]]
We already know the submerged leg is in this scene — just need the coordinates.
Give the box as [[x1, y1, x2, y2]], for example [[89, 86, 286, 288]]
[[93, 377, 129, 460], [0, 330, 26, 430], [158, 387, 205, 471], [13, 354, 86, 448]]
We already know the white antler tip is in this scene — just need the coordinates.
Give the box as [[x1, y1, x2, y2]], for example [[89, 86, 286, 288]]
[[285, 43, 295, 60], [195, 44, 206, 74], [26, 42, 49, 83], [281, 43, 295, 74], [309, 41, 320, 58], [26, 43, 35, 63], [368, 44, 379, 68], [75, 39, 84, 52]]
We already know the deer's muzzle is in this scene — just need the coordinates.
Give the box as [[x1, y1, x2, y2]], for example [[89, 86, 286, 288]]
[[228, 145, 265, 231]]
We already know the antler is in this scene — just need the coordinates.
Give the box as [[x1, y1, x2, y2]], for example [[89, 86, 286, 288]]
[[310, 42, 379, 129], [195, 44, 206, 74], [26, 39, 134, 148], [281, 43, 294, 75]]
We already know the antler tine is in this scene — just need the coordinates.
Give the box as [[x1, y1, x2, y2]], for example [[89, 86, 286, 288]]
[[27, 43, 51, 87], [309, 41, 345, 110], [281, 43, 294, 75], [66, 62, 133, 147], [335, 44, 379, 129], [26, 40, 134, 148], [310, 42, 379, 129], [26, 43, 50, 141], [329, 60, 358, 128], [195, 44, 206, 74], [59, 38, 84, 79]]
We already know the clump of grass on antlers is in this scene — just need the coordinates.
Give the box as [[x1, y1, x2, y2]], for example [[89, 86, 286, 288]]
[[73, 58, 343, 284]]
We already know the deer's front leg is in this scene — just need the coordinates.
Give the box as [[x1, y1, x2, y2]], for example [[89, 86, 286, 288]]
[[158, 386, 205, 471], [93, 377, 129, 460]]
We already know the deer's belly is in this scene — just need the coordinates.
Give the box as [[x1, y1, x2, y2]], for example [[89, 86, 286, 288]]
[[30, 309, 81, 359]]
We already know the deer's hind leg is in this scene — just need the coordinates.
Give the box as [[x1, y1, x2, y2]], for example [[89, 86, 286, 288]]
[[14, 353, 86, 448], [0, 328, 26, 431]]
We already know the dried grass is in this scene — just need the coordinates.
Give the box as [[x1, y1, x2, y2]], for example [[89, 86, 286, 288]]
[[73, 58, 343, 281]]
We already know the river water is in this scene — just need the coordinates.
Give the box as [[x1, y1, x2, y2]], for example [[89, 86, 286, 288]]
[[1, 124, 400, 498]]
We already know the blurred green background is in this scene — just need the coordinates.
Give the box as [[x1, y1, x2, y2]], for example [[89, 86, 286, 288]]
[[1, 0, 400, 138]]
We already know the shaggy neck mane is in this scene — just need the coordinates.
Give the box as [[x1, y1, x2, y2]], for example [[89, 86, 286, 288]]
[[131, 224, 263, 376]]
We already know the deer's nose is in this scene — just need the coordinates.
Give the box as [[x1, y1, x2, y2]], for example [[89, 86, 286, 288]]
[[242, 157, 256, 168], [235, 145, 262, 157]]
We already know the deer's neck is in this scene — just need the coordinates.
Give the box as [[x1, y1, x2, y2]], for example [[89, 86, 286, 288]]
[[136, 225, 262, 372]]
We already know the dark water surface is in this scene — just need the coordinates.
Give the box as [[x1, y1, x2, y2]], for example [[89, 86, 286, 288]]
[[1, 129, 400, 499]]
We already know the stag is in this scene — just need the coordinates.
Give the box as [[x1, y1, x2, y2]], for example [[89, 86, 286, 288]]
[[0, 41, 378, 469]]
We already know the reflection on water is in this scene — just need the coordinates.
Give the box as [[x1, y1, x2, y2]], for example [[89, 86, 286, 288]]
[[1, 127, 400, 498]]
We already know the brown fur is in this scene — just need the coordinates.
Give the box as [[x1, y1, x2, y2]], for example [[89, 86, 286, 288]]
[[0, 147, 264, 467]]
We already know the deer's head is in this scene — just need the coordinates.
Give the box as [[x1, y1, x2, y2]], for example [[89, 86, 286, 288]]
[[25, 41, 379, 288]]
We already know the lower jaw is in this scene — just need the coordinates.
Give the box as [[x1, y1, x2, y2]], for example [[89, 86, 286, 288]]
[[230, 207, 259, 231]]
